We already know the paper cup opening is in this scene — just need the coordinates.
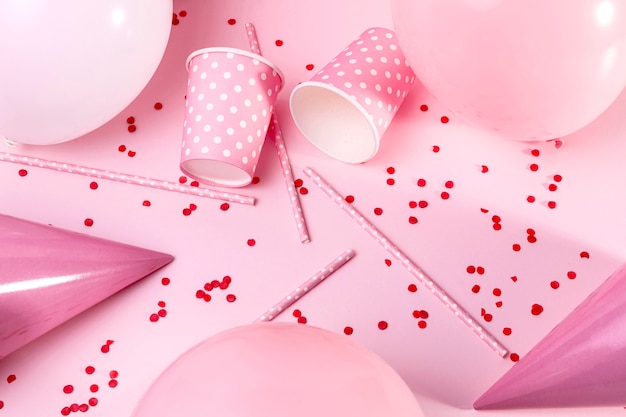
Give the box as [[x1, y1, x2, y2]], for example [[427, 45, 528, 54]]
[[290, 82, 379, 164], [181, 159, 252, 187], [186, 47, 285, 93]]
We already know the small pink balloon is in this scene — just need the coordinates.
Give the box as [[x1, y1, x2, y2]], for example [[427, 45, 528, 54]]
[[390, 0, 626, 141], [131, 322, 424, 417]]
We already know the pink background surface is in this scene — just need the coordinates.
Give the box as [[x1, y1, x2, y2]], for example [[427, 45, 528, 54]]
[[2, 0, 626, 415]]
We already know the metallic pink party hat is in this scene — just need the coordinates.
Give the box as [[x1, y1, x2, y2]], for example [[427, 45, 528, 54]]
[[0, 214, 173, 359], [474, 264, 626, 409]]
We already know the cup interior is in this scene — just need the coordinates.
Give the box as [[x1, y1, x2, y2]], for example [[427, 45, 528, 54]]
[[290, 82, 379, 164]]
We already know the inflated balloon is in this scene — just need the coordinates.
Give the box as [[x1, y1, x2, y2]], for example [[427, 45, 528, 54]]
[[0, 1, 172, 145], [132, 323, 425, 417], [390, 0, 626, 141]]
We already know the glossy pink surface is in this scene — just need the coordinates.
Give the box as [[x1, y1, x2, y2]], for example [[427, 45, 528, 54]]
[[0, 214, 172, 360]]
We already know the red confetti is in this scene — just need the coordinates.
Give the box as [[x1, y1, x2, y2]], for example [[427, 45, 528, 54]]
[[419, 104, 428, 111], [275, 39, 284, 46], [466, 265, 476, 274], [373, 207, 383, 215], [61, 407, 70, 416], [493, 223, 502, 231], [100, 345, 110, 353], [108, 379, 118, 388], [377, 321, 388, 330], [510, 276, 518, 282], [343, 326, 353, 335], [89, 384, 99, 393], [85, 366, 95, 375], [247, 239, 256, 246], [345, 195, 355, 203], [548, 183, 558, 191], [294, 178, 303, 187], [18, 169, 28, 177], [529, 163, 539, 172], [182, 208, 192, 216], [440, 116, 449, 123], [495, 301, 503, 308], [580, 251, 590, 259], [63, 384, 74, 394], [154, 102, 163, 110], [527, 235, 537, 243], [299, 187, 309, 195], [567, 271, 577, 280], [492, 215, 501, 222], [127, 125, 137, 133], [530, 149, 540, 157], [503, 327, 512, 336], [161, 277, 170, 286], [149, 313, 159, 322], [512, 243, 521, 252], [109, 370, 119, 379], [190, 180, 200, 187], [88, 398, 98, 406], [440, 191, 450, 200], [417, 320, 427, 329], [118, 144, 127, 152], [178, 176, 188, 184], [220, 202, 230, 211], [417, 178, 427, 187], [386, 167, 395, 174], [251, 176, 260, 184], [481, 165, 489, 173], [531, 303, 544, 316], [386, 178, 395, 185], [547, 201, 557, 209], [493, 288, 502, 296], [408, 216, 418, 224], [553, 174, 563, 182], [419, 200, 430, 208], [407, 283, 418, 292], [384, 259, 392, 266], [550, 281, 560, 289], [476, 266, 485, 274], [226, 294, 236, 303], [444, 180, 454, 188], [297, 316, 307, 324], [126, 116, 135, 124], [179, 10, 187, 17], [292, 309, 302, 318], [432, 145, 440, 153], [305, 64, 315, 71], [227, 18, 236, 25], [409, 201, 417, 208], [84, 218, 94, 227], [89, 181, 98, 190], [471, 284, 481, 293], [127, 150, 136, 157], [142, 200, 151, 207], [484, 313, 493, 322], [189, 203, 197, 211], [527, 195, 536, 203]]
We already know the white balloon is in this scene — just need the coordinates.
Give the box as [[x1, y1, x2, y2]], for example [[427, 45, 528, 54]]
[[0, 0, 173, 145]]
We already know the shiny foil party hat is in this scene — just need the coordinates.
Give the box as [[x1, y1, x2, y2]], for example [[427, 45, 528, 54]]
[[474, 263, 626, 409], [0, 214, 173, 359]]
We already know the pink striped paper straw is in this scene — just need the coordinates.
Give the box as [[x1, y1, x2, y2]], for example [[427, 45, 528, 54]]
[[245, 22, 310, 243], [304, 167, 508, 358], [0, 152, 256, 206], [255, 248, 355, 322]]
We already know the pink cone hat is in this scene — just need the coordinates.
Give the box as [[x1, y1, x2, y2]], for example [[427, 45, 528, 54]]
[[474, 263, 626, 409], [0, 214, 173, 359]]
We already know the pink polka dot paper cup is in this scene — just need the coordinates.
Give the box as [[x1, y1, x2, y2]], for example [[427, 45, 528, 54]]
[[181, 47, 284, 187], [290, 27, 416, 164]]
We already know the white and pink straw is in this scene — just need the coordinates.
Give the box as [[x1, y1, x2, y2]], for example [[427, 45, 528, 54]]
[[255, 248, 355, 322], [0, 152, 256, 206], [304, 167, 508, 358], [245, 22, 310, 243]]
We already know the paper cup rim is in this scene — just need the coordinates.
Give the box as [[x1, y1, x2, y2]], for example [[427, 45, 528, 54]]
[[180, 159, 253, 188], [186, 47, 285, 92], [289, 81, 381, 163]]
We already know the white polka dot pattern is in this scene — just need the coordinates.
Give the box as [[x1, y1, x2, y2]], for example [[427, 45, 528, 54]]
[[290, 27, 416, 163], [181, 47, 283, 187]]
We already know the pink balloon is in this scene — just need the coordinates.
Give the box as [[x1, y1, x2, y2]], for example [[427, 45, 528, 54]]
[[390, 0, 626, 141], [131, 323, 424, 417], [0, 0, 172, 145]]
